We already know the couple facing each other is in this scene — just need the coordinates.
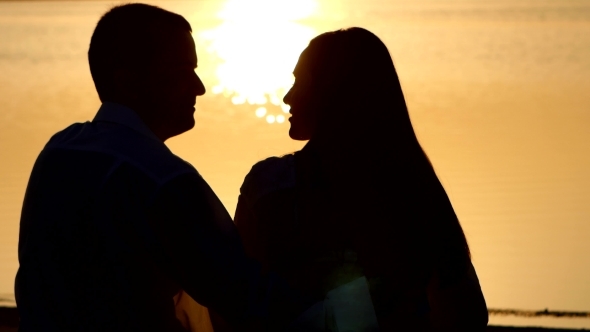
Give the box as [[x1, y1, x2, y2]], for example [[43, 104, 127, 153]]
[[15, 3, 487, 332]]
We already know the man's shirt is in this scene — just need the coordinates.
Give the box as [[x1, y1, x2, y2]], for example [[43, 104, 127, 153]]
[[15, 103, 308, 331]]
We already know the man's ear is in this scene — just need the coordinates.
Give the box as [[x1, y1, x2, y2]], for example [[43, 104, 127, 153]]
[[112, 68, 139, 101]]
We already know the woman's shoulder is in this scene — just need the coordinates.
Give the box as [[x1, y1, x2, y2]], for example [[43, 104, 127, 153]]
[[240, 153, 297, 206]]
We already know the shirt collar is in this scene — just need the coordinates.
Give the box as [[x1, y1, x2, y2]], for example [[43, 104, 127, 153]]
[[93, 102, 161, 142]]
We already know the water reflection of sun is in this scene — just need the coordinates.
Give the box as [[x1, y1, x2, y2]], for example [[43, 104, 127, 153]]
[[201, 0, 317, 124]]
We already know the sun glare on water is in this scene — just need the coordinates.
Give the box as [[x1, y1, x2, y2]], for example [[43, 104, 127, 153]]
[[201, 0, 317, 124]]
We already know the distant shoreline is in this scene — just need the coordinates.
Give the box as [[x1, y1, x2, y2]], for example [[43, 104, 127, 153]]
[[490, 309, 590, 319]]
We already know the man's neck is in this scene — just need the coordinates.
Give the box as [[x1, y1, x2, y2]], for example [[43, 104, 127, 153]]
[[104, 99, 170, 142]]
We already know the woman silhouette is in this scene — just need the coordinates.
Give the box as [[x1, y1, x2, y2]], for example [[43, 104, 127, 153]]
[[235, 27, 487, 331]]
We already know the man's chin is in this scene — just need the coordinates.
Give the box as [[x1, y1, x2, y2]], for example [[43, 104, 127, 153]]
[[167, 118, 195, 140], [181, 118, 196, 133]]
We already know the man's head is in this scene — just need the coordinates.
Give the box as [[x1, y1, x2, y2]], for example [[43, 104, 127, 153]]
[[89, 4, 206, 141]]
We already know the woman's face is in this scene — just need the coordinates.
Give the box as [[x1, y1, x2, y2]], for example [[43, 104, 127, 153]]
[[283, 48, 323, 141]]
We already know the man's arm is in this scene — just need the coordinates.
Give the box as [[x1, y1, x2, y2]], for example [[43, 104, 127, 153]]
[[147, 172, 315, 329]]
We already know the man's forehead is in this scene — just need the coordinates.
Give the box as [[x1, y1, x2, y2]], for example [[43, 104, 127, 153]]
[[154, 31, 197, 67]]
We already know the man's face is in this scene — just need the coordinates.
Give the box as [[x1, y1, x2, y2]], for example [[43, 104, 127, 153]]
[[141, 31, 206, 140]]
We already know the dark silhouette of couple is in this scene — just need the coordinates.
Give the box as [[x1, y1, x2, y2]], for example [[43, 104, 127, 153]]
[[15, 4, 488, 332]]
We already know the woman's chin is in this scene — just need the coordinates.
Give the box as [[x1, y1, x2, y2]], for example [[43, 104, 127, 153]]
[[288, 127, 311, 141]]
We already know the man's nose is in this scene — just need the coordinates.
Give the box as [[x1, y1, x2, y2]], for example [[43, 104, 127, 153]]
[[192, 72, 206, 96]]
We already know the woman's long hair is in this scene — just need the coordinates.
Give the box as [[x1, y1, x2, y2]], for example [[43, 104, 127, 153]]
[[303, 28, 471, 292]]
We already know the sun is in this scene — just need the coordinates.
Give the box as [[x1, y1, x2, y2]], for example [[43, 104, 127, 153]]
[[201, 0, 317, 124]]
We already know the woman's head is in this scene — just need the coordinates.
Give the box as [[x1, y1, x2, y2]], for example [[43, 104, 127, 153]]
[[284, 28, 472, 284], [284, 27, 412, 143]]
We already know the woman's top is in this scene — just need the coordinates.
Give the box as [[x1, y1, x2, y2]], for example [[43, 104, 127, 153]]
[[237, 151, 363, 298], [235, 148, 435, 331], [235, 147, 488, 331]]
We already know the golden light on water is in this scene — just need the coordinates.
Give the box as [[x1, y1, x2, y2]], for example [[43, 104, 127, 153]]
[[201, 0, 317, 123], [255, 106, 267, 118]]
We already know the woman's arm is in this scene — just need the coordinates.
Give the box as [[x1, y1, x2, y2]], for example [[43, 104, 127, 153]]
[[234, 194, 269, 272]]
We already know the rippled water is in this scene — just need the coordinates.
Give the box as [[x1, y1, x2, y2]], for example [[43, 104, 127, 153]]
[[1, 0, 589, 328]]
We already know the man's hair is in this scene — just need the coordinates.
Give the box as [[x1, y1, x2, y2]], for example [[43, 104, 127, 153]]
[[88, 4, 192, 102]]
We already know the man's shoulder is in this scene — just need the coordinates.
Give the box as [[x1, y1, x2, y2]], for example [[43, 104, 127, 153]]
[[240, 154, 296, 205], [44, 122, 196, 183]]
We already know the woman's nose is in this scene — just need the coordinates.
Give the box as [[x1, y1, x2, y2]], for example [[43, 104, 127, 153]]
[[283, 87, 293, 105]]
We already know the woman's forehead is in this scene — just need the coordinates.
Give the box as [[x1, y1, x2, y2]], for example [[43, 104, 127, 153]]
[[294, 45, 347, 81], [294, 47, 319, 77]]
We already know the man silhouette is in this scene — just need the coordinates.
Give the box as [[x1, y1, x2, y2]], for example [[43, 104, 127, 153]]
[[15, 4, 313, 331]]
